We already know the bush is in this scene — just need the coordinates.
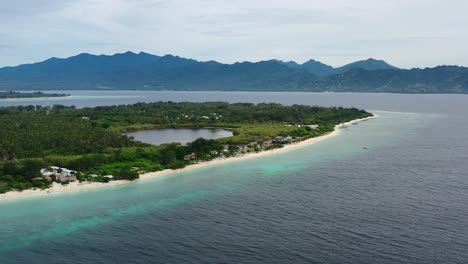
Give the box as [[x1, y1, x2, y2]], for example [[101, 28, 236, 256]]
[[168, 160, 186, 170], [115, 169, 139, 181]]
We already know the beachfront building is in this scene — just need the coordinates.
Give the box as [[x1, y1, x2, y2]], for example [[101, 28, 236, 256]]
[[238, 145, 250, 153], [262, 140, 273, 149], [184, 153, 197, 161], [273, 136, 293, 144], [40, 166, 77, 182]]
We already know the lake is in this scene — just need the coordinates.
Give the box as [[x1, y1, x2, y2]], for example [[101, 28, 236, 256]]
[[0, 91, 467, 264], [125, 128, 233, 145]]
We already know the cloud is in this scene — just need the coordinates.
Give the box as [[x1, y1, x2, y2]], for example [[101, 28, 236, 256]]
[[0, 0, 468, 68], [0, 0, 72, 16], [0, 44, 13, 50]]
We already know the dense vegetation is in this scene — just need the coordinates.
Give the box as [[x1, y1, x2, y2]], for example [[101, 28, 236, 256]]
[[0, 102, 372, 193], [1, 52, 467, 93], [0, 91, 68, 99]]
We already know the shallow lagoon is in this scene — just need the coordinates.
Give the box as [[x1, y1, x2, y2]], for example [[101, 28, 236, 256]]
[[125, 128, 233, 145]]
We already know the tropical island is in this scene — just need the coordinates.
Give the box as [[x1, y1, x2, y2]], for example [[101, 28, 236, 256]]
[[0, 102, 373, 195], [0, 91, 69, 99]]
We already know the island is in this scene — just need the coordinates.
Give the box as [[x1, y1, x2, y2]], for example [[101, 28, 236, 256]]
[[0, 102, 374, 196], [0, 91, 69, 99]]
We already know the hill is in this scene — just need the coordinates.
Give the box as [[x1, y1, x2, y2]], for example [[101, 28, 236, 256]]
[[280, 58, 397, 77], [0, 52, 316, 91], [310, 66, 468, 93], [0, 52, 467, 93]]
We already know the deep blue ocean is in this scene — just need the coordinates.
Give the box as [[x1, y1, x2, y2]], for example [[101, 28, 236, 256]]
[[0, 91, 467, 264]]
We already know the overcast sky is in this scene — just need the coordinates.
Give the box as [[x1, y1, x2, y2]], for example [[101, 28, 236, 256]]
[[1, 0, 467, 68]]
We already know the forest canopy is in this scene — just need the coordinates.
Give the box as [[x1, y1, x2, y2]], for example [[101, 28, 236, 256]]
[[0, 102, 372, 193]]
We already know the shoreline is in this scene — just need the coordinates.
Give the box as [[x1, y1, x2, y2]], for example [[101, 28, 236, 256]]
[[0, 95, 71, 101], [0, 115, 377, 201]]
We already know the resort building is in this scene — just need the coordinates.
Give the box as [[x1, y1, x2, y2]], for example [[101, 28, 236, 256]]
[[184, 153, 197, 161], [40, 166, 78, 182]]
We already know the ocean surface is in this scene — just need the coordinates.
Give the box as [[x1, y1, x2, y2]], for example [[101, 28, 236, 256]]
[[1, 91, 467, 264], [125, 128, 233, 145]]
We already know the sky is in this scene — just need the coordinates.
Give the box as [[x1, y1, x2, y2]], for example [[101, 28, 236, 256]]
[[1, 0, 467, 68]]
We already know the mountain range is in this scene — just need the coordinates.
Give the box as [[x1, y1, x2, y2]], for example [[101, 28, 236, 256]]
[[0, 51, 467, 93]]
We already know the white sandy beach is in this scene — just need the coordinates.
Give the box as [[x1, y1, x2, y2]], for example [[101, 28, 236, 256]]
[[0, 115, 377, 201]]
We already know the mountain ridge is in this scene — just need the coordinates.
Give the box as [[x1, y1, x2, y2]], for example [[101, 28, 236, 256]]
[[0, 51, 467, 93]]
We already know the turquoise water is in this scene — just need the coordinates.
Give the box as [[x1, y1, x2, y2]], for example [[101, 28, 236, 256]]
[[1, 93, 467, 263], [1, 111, 452, 262]]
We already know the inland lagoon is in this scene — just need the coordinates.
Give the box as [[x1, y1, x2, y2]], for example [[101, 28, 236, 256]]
[[125, 128, 233, 145]]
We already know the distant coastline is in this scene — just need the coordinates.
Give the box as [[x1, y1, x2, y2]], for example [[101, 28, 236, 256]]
[[0, 115, 376, 201], [0, 91, 69, 99]]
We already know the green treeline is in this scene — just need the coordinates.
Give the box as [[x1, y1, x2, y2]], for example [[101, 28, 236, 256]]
[[0, 91, 68, 99], [0, 114, 135, 159], [0, 102, 372, 193]]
